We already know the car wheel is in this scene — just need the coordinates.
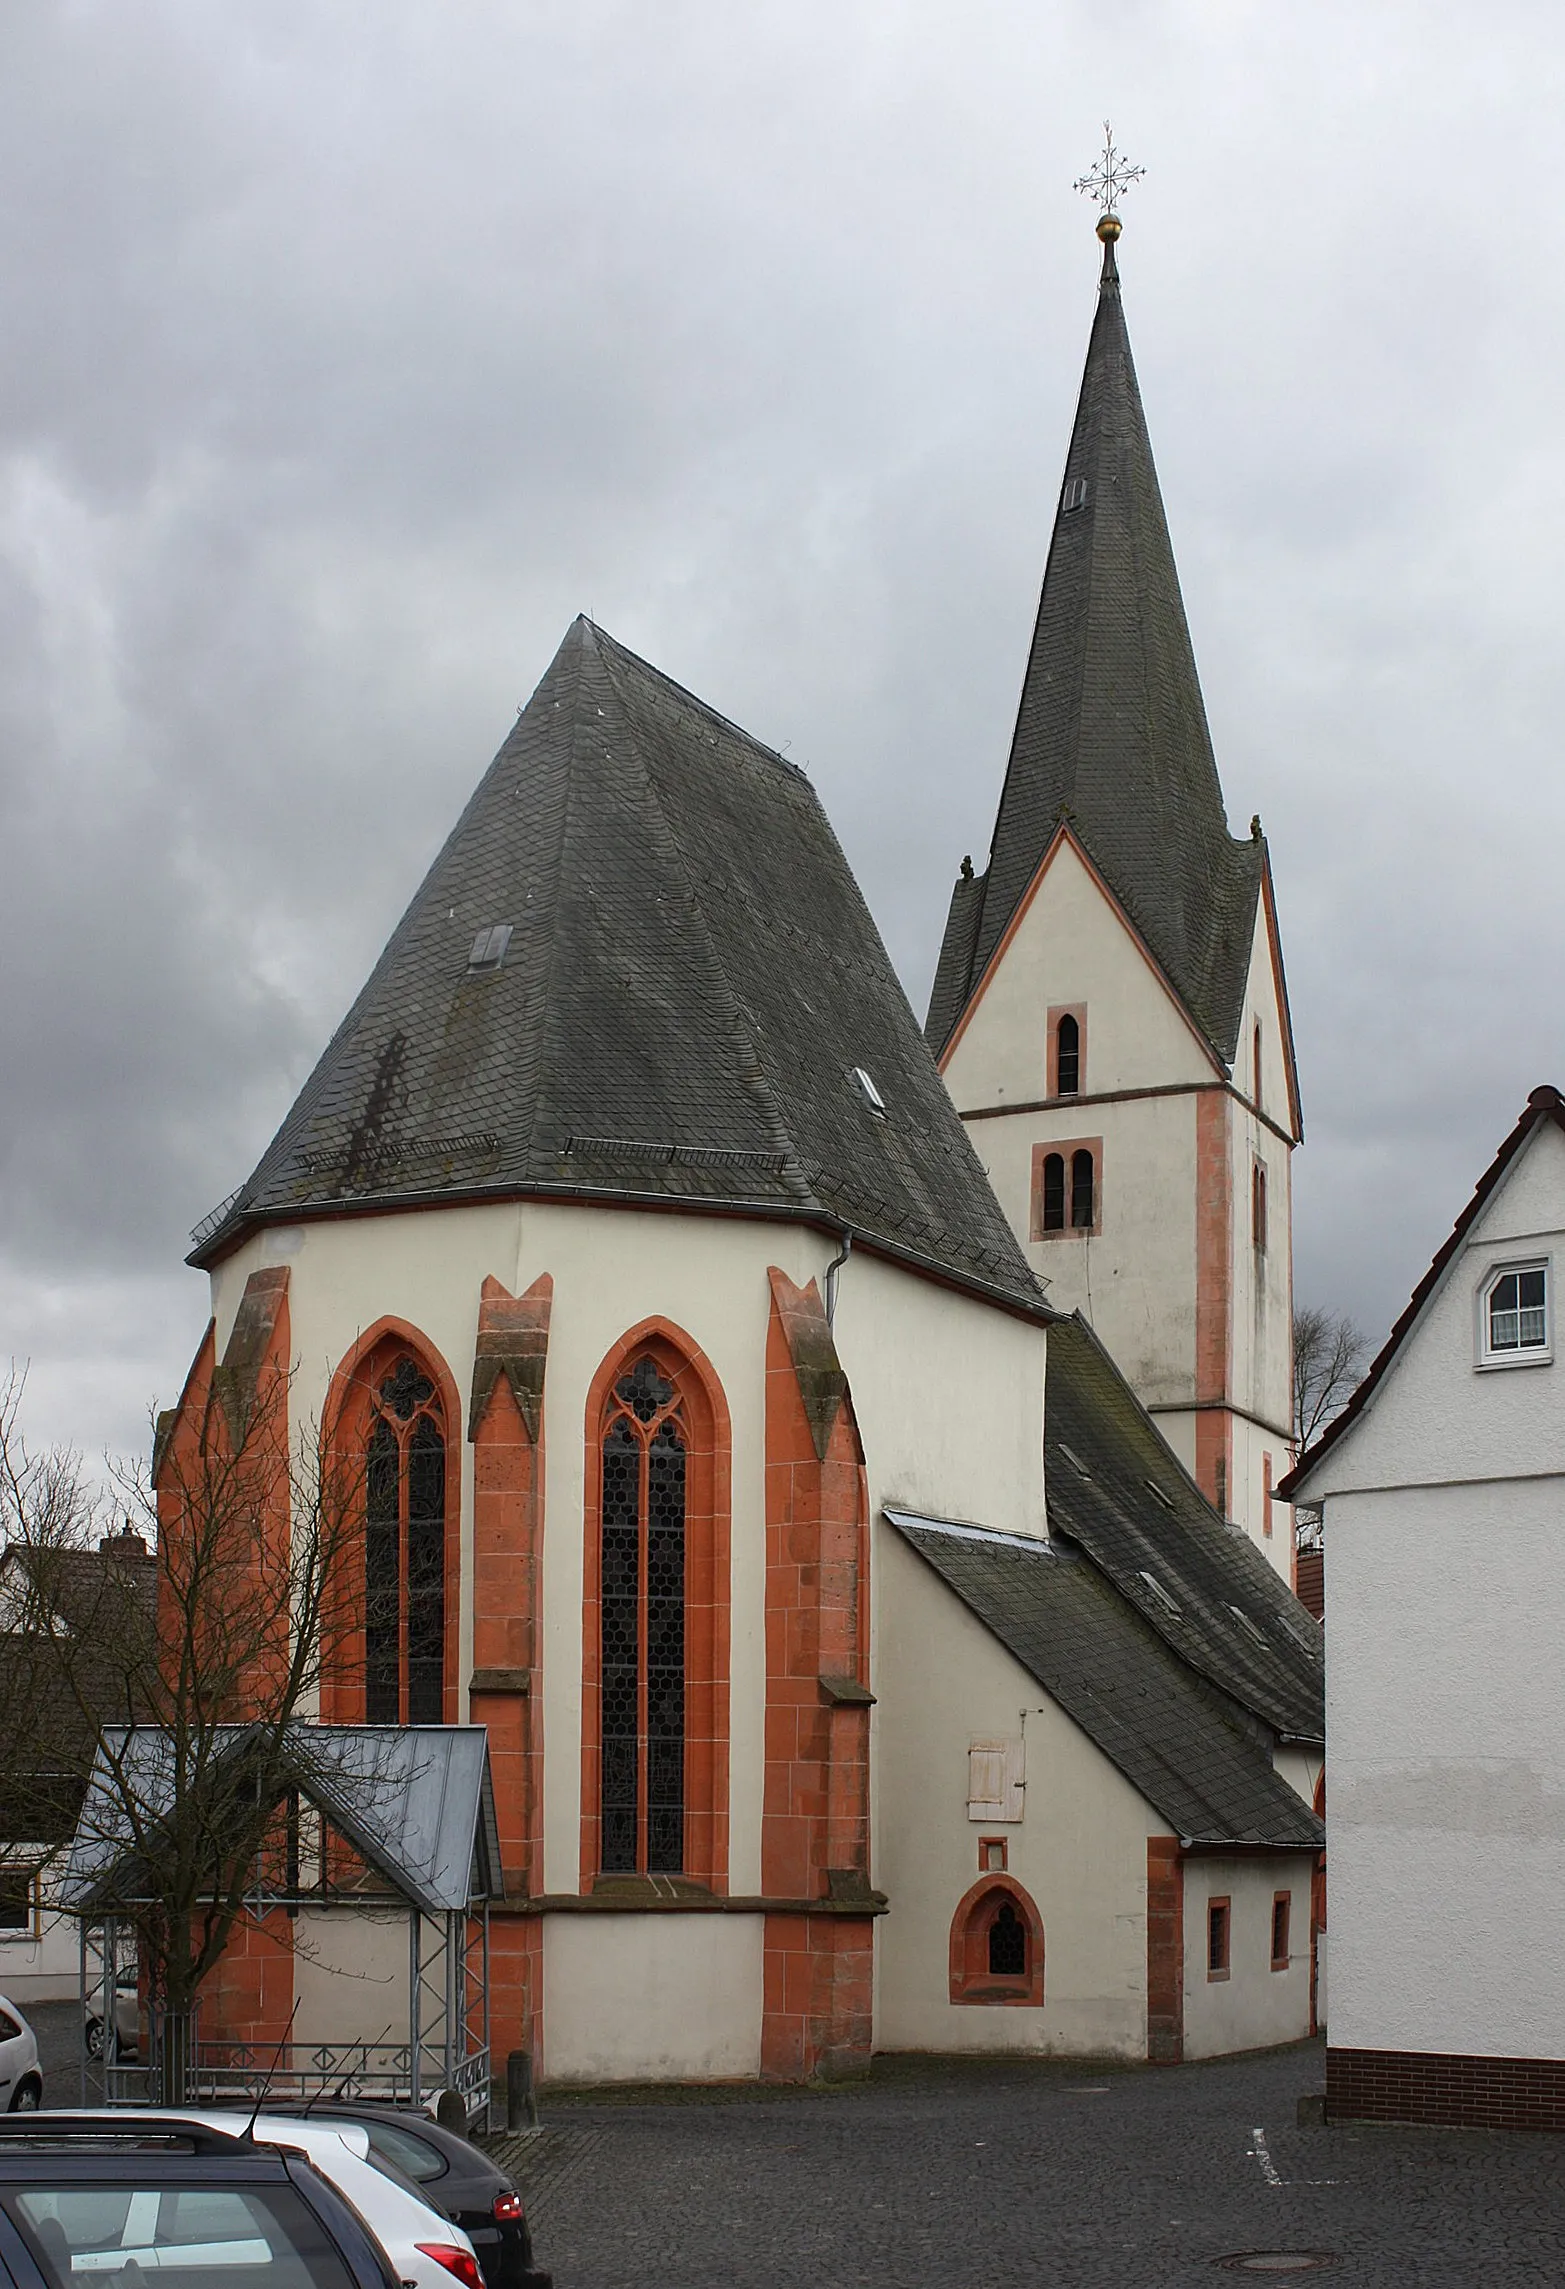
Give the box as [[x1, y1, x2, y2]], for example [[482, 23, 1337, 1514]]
[[9, 2079, 40, 2111], [85, 2017, 106, 2060]]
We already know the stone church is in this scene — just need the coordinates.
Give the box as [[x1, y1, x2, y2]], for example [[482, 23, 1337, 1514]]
[[158, 217, 1324, 2083]]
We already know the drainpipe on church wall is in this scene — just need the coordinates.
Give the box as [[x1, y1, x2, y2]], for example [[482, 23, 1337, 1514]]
[[825, 1230, 854, 1327]]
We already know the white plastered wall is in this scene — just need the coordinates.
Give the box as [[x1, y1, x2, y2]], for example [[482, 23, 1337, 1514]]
[[1224, 896, 1297, 1571], [543, 1913, 764, 2082], [1181, 1852, 1315, 2060], [291, 1909, 409, 2044], [872, 1529, 1154, 2060], [0, 1910, 80, 2004]]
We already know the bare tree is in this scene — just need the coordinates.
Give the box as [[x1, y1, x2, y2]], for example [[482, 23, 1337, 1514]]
[[1293, 1306, 1369, 1456], [0, 1362, 363, 2102]]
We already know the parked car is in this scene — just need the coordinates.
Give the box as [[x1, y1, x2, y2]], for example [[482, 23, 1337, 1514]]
[[187, 2112, 486, 2289], [0, 2003, 41, 2112], [267, 2100, 550, 2289], [83, 1974, 139, 2061], [0, 2112, 398, 2287]]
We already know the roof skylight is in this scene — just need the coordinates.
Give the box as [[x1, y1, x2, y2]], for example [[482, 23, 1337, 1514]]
[[1056, 1442, 1093, 1481], [850, 1066, 887, 1118], [1138, 1569, 1181, 1616], [1143, 1478, 1175, 1512], [467, 923, 513, 973]]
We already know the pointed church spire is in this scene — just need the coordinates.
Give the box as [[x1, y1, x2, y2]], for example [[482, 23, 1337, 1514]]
[[927, 173, 1262, 1067]]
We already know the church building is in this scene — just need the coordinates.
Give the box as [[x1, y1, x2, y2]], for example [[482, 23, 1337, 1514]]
[[155, 213, 1323, 2087]]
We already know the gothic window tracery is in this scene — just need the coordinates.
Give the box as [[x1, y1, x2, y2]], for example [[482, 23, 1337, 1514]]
[[600, 1355, 688, 1874], [361, 1349, 447, 1725]]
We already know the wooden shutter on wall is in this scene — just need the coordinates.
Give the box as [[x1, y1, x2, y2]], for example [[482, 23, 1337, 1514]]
[[968, 1737, 1025, 1822]]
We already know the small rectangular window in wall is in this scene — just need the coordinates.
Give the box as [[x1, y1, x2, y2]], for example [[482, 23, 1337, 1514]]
[[0, 1868, 36, 1933], [967, 1736, 1024, 1822], [1262, 1454, 1273, 1539], [1031, 1138, 1102, 1239], [1271, 1891, 1291, 1972], [1252, 1161, 1268, 1254], [1207, 1895, 1231, 1981]]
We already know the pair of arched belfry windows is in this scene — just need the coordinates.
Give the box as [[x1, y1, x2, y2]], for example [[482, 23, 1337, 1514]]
[[1040, 1149, 1096, 1233]]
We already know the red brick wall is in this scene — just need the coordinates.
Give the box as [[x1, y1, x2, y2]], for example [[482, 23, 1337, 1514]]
[[1146, 1837, 1184, 2063], [760, 1271, 873, 2079], [1328, 2046, 1565, 2130]]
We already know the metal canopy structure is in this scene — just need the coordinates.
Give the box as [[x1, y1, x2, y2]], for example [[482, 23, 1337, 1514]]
[[64, 1724, 503, 2122]]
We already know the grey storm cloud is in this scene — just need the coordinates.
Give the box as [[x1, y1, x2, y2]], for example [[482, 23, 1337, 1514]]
[[3, 0, 1565, 1458]]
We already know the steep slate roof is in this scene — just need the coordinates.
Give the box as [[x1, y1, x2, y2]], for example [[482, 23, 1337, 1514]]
[[1043, 1316, 1324, 1745], [888, 1516, 1321, 1850], [927, 233, 1265, 1068], [193, 619, 1044, 1318], [1281, 1084, 1565, 1501]]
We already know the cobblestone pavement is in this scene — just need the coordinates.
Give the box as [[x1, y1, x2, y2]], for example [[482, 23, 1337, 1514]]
[[492, 2043, 1565, 2289]]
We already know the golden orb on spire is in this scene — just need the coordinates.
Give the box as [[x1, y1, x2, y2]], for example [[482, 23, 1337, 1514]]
[[1097, 214, 1122, 243]]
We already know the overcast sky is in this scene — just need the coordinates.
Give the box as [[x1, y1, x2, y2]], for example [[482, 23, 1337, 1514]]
[[2, 0, 1562, 1464]]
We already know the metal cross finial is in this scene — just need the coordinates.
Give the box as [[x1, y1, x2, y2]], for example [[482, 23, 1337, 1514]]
[[1073, 122, 1145, 221]]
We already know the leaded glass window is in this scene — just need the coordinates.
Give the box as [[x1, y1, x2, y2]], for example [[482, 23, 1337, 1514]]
[[1055, 1013, 1080, 1096], [362, 1354, 446, 1724], [599, 1355, 687, 1875], [1070, 1148, 1096, 1229], [1041, 1153, 1066, 1232]]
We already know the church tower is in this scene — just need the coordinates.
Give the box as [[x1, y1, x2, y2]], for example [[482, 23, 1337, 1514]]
[[928, 207, 1301, 1574]]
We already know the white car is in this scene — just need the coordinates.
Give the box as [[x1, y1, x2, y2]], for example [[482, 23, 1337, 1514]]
[[109, 2111, 483, 2288], [0, 1997, 41, 2111]]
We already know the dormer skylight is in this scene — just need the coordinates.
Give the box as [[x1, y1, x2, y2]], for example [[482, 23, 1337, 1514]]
[[851, 1066, 887, 1118], [1138, 1569, 1181, 1616], [467, 923, 513, 973]]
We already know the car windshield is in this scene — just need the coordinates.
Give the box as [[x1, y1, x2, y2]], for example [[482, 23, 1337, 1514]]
[[11, 2182, 359, 2289]]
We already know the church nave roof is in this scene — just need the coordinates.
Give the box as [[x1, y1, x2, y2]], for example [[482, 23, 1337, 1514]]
[[194, 617, 1044, 1318]]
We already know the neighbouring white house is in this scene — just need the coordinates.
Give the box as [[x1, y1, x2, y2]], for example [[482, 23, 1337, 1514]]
[[1283, 1084, 1565, 2128]]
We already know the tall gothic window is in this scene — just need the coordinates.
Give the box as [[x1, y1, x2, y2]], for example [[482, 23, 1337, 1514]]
[[1070, 1148, 1096, 1229], [363, 1352, 447, 1725], [600, 1355, 687, 1874], [1055, 1012, 1080, 1096]]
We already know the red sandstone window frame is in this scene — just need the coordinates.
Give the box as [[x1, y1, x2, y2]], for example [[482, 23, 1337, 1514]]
[[1047, 1004, 1087, 1099], [1271, 1890, 1291, 1973], [320, 1319, 463, 1728], [580, 1319, 732, 1894], [978, 1836, 1008, 1874], [948, 1874, 1045, 2007], [1031, 1137, 1102, 1240], [1207, 1894, 1231, 1981]]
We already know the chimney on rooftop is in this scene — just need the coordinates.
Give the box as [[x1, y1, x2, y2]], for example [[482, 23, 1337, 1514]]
[[99, 1525, 150, 1560]]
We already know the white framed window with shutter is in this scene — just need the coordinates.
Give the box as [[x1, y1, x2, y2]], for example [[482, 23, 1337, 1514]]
[[967, 1735, 1024, 1822]]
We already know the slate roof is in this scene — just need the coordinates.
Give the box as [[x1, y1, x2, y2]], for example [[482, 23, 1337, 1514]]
[[1281, 1083, 1565, 1501], [888, 1515, 1321, 1851], [1043, 1315, 1324, 1744], [193, 619, 1045, 1318], [927, 235, 1265, 1070]]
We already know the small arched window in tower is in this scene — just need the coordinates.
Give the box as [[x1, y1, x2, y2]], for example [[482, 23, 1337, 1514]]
[[1253, 1020, 1263, 1110], [600, 1354, 688, 1876], [1056, 1012, 1080, 1097], [1041, 1153, 1066, 1232], [1071, 1148, 1096, 1230], [1252, 1161, 1268, 1255], [363, 1352, 448, 1725]]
